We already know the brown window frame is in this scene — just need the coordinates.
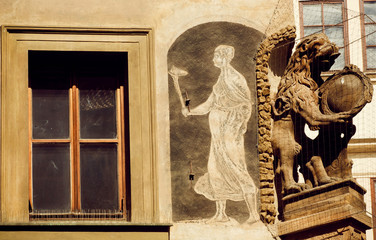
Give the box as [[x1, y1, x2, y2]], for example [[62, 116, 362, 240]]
[[1, 26, 158, 224], [299, 0, 350, 70], [28, 55, 128, 219], [370, 178, 376, 239], [360, 0, 376, 71]]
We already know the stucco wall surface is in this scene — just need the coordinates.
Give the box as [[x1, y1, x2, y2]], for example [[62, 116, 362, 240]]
[[0, 0, 294, 223], [0, 1, 298, 239]]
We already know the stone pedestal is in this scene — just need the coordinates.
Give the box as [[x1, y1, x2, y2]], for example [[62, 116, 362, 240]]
[[278, 179, 372, 240]]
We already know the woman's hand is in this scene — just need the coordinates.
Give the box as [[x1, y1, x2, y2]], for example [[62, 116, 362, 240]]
[[182, 107, 190, 117]]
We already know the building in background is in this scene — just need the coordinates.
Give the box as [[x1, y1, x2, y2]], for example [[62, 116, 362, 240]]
[[296, 0, 376, 239]]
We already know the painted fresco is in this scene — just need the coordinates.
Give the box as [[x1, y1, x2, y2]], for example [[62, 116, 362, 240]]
[[168, 22, 264, 224]]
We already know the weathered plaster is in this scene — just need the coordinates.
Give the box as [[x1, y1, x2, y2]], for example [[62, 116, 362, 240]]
[[0, 0, 295, 229], [170, 221, 275, 240]]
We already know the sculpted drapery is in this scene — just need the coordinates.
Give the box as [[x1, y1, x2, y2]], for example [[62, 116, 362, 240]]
[[194, 66, 256, 202]]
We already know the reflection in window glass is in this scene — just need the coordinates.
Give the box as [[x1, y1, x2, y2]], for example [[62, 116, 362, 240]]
[[80, 144, 119, 211], [325, 26, 344, 47], [365, 24, 376, 46], [364, 2, 376, 23], [32, 143, 71, 212], [304, 26, 323, 36], [303, 4, 322, 26], [80, 89, 117, 139], [367, 47, 376, 69], [301, 2, 347, 70], [364, 2, 376, 69], [29, 50, 128, 218], [323, 4, 342, 25], [331, 48, 345, 70], [32, 90, 70, 139]]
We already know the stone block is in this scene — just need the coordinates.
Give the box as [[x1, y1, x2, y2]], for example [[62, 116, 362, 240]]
[[278, 179, 372, 240]]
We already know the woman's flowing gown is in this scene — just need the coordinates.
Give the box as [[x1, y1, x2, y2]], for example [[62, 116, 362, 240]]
[[194, 67, 257, 201]]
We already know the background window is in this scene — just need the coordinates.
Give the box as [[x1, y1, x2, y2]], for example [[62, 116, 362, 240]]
[[300, 1, 348, 70], [28, 51, 128, 219], [363, 0, 376, 69]]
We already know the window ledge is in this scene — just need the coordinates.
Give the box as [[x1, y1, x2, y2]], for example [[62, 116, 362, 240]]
[[348, 139, 376, 154], [0, 222, 172, 226], [0, 222, 172, 232]]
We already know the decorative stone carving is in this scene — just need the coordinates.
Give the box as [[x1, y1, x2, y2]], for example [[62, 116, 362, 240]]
[[320, 65, 373, 116], [278, 179, 371, 240], [255, 25, 297, 224], [271, 32, 373, 198], [257, 26, 373, 239]]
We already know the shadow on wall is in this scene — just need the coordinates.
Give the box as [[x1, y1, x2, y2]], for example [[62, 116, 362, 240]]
[[269, 41, 295, 77], [168, 21, 264, 223], [267, 40, 295, 99]]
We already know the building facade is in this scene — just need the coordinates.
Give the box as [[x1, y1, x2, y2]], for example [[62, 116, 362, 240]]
[[0, 0, 374, 239]]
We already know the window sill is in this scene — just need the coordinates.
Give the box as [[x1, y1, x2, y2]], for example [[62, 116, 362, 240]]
[[0, 222, 172, 232], [363, 71, 376, 82], [0, 221, 172, 226]]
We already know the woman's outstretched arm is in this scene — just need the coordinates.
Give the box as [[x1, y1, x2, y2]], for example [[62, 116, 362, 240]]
[[182, 93, 214, 117]]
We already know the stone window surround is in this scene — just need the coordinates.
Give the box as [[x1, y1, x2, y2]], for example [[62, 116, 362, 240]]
[[0, 26, 158, 224]]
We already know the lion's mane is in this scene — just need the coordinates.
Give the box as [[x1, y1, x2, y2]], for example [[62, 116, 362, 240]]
[[273, 33, 339, 118]]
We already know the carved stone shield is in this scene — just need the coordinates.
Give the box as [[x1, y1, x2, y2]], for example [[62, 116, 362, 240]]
[[319, 65, 373, 117]]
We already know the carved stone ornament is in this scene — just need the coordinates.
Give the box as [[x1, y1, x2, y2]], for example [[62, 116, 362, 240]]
[[319, 64, 373, 116], [271, 32, 373, 199], [255, 25, 297, 224]]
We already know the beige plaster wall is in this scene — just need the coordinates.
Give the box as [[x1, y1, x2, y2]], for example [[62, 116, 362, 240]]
[[0, 0, 295, 225]]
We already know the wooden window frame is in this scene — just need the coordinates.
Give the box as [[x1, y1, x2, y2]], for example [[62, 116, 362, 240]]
[[360, 0, 376, 71], [299, 0, 350, 69], [1, 26, 158, 223], [370, 178, 376, 239], [28, 57, 127, 219]]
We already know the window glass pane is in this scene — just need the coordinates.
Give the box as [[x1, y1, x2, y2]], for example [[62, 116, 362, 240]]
[[367, 47, 376, 69], [303, 4, 322, 26], [29, 51, 70, 139], [325, 26, 344, 47], [331, 48, 345, 70], [77, 53, 122, 139], [80, 89, 117, 139], [32, 143, 71, 212], [323, 4, 343, 25], [365, 24, 376, 46], [32, 89, 70, 139], [364, 2, 376, 24], [80, 144, 119, 211], [304, 26, 323, 36]]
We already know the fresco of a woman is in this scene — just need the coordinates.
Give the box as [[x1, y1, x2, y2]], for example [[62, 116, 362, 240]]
[[182, 45, 259, 224]]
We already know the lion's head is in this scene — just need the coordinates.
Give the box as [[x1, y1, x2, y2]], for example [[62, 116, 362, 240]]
[[281, 33, 340, 91], [287, 33, 339, 74], [274, 33, 340, 117]]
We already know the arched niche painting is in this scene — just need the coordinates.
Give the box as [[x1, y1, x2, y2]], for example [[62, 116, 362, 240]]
[[168, 22, 264, 224]]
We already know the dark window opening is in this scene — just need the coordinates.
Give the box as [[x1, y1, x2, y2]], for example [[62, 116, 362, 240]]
[[28, 51, 129, 219]]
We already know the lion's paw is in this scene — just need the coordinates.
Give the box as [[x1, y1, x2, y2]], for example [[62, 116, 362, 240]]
[[294, 143, 302, 155], [285, 183, 310, 195], [318, 177, 341, 186]]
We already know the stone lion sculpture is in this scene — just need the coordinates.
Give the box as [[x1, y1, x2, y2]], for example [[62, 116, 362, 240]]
[[271, 33, 373, 195]]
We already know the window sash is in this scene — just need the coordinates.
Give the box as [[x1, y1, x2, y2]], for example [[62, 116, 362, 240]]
[[370, 178, 376, 238], [29, 58, 126, 218], [363, 1, 376, 69], [300, 1, 348, 70]]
